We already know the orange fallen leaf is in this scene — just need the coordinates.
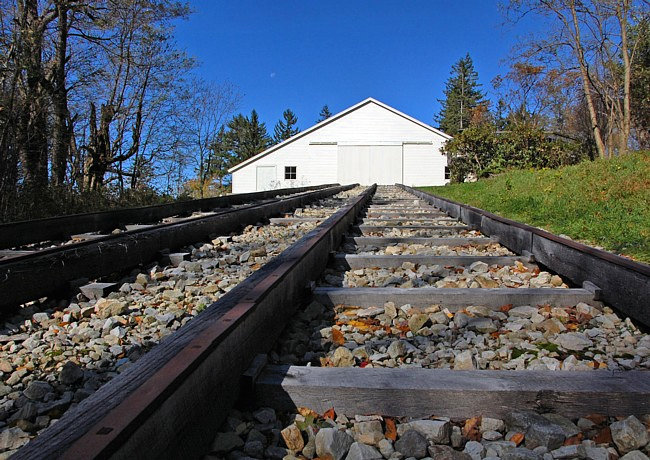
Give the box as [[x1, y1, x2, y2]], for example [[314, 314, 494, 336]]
[[385, 418, 397, 441], [510, 432, 525, 446], [323, 408, 336, 420], [297, 407, 319, 419], [332, 329, 345, 346], [499, 304, 513, 313], [462, 416, 482, 441], [564, 433, 583, 445], [592, 427, 612, 444]]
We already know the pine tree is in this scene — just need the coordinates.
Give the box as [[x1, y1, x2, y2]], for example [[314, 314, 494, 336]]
[[317, 105, 333, 122], [226, 110, 272, 162], [273, 109, 300, 143], [436, 53, 484, 136]]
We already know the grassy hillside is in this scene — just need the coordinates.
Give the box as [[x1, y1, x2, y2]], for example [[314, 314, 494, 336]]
[[419, 152, 650, 263]]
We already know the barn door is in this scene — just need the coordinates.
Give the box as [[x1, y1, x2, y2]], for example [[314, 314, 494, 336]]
[[337, 145, 402, 185], [256, 165, 276, 191], [369, 145, 402, 184]]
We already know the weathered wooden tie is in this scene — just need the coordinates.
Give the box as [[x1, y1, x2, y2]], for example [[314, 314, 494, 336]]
[[344, 236, 498, 247], [332, 254, 532, 269], [253, 365, 650, 419], [313, 287, 596, 309]]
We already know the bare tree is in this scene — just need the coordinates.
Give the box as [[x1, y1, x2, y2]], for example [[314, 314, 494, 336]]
[[177, 79, 241, 197], [505, 0, 648, 157]]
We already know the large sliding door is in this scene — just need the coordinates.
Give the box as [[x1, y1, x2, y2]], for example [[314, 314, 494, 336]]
[[337, 145, 402, 185]]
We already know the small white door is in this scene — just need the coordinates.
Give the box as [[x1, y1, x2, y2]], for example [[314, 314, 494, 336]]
[[256, 165, 276, 191]]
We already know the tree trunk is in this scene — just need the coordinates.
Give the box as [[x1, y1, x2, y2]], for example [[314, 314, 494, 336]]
[[17, 0, 49, 191], [51, 1, 71, 185], [570, 0, 608, 159], [618, 0, 631, 155]]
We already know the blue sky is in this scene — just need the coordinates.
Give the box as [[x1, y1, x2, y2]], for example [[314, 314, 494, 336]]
[[174, 1, 538, 132]]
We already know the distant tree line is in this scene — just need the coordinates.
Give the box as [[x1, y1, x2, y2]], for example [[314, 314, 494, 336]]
[[437, 0, 649, 182]]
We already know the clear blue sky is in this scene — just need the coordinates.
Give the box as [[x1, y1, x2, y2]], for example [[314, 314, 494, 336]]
[[173, 1, 537, 132]]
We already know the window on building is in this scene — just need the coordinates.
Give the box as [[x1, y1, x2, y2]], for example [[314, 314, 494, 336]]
[[445, 167, 450, 180], [285, 166, 297, 180]]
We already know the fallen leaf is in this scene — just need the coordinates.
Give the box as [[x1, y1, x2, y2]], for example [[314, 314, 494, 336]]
[[499, 304, 513, 313], [359, 361, 369, 368], [297, 407, 319, 419], [510, 432, 524, 446], [462, 416, 482, 441], [564, 433, 583, 445], [592, 427, 612, 444], [385, 418, 397, 441], [332, 329, 345, 346], [323, 408, 336, 420]]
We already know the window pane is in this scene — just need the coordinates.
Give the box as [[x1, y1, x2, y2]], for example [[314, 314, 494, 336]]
[[285, 166, 296, 180]]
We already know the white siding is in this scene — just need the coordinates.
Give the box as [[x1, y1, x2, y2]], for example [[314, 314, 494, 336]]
[[231, 100, 450, 192], [403, 143, 448, 187]]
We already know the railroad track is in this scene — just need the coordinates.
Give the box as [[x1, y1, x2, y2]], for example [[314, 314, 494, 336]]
[[0, 184, 353, 309], [0, 184, 338, 252], [11, 186, 650, 459]]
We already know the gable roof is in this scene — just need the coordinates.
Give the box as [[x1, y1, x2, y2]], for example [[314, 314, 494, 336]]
[[228, 97, 452, 173]]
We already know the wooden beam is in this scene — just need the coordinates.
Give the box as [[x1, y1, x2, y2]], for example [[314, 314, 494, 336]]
[[332, 254, 531, 269], [269, 217, 323, 225], [254, 365, 650, 419], [365, 212, 449, 218], [344, 237, 498, 247], [356, 225, 468, 233], [313, 287, 595, 308], [361, 218, 457, 224]]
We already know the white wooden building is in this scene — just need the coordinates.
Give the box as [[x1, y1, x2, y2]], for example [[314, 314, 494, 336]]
[[229, 98, 451, 193]]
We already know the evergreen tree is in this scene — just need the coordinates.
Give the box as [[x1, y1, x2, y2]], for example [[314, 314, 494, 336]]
[[226, 110, 272, 162], [436, 53, 484, 135], [273, 109, 300, 143], [317, 105, 333, 122]]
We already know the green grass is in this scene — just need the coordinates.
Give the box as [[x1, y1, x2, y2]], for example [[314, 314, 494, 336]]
[[419, 151, 650, 263]]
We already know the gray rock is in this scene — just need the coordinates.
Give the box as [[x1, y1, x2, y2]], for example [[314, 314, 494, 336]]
[[553, 333, 592, 352], [252, 407, 276, 424], [23, 380, 52, 401], [610, 416, 649, 454], [387, 340, 407, 359], [583, 446, 610, 460], [378, 439, 395, 458], [451, 425, 464, 448], [505, 411, 566, 450], [394, 430, 428, 458], [541, 414, 580, 439], [243, 440, 264, 458], [345, 442, 383, 460], [0, 426, 30, 451], [502, 447, 542, 460], [463, 441, 485, 460], [482, 430, 503, 441], [211, 432, 244, 454], [453, 350, 476, 370], [620, 451, 650, 460], [8, 401, 37, 423], [59, 361, 84, 385], [404, 419, 451, 444], [354, 420, 384, 446], [427, 445, 472, 459], [485, 441, 517, 457], [264, 446, 288, 459], [481, 417, 506, 433], [315, 428, 354, 460], [549, 444, 586, 458]]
